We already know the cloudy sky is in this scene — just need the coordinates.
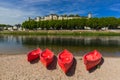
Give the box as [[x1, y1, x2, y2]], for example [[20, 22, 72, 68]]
[[0, 0, 120, 25]]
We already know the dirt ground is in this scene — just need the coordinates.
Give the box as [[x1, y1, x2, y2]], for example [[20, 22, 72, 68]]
[[0, 54, 120, 80]]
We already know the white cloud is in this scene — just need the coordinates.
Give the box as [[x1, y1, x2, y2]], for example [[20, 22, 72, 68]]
[[0, 6, 36, 25], [23, 0, 50, 3], [0, 0, 53, 25], [110, 3, 120, 12], [62, 10, 86, 15], [0, 7, 21, 18]]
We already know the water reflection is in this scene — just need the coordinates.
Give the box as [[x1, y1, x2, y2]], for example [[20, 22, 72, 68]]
[[0, 35, 120, 57], [21, 36, 120, 47]]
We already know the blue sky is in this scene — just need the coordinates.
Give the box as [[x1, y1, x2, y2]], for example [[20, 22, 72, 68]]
[[0, 0, 120, 25]]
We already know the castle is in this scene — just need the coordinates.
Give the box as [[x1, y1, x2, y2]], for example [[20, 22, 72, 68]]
[[28, 13, 92, 21]]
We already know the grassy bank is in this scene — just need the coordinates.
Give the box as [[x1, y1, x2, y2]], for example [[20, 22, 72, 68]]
[[0, 30, 120, 36]]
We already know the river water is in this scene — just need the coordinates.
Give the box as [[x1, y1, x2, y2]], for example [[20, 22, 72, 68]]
[[0, 35, 120, 57]]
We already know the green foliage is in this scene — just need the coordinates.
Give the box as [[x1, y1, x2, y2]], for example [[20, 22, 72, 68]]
[[22, 17, 120, 30], [0, 24, 8, 27], [1, 31, 120, 36]]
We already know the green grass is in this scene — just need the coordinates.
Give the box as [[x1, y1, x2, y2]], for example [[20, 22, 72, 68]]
[[0, 30, 120, 36], [73, 31, 120, 36]]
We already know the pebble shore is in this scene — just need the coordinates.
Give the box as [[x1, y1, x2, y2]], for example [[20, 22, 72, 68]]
[[0, 54, 120, 80]]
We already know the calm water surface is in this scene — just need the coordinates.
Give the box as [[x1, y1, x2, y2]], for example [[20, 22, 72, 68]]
[[0, 35, 120, 57]]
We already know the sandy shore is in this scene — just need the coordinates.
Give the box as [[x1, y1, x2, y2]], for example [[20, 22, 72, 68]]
[[0, 54, 120, 80]]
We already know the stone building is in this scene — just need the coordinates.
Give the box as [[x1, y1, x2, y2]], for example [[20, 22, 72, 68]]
[[28, 13, 92, 21], [88, 13, 92, 19]]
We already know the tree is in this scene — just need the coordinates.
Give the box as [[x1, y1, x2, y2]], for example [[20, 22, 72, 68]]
[[22, 16, 120, 30]]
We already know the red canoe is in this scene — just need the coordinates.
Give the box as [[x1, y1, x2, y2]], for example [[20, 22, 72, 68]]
[[27, 48, 42, 62], [40, 48, 54, 67], [58, 49, 74, 73], [83, 50, 102, 71]]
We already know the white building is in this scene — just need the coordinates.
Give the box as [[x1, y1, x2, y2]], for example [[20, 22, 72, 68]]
[[58, 16, 63, 20], [35, 16, 41, 22], [88, 13, 92, 19], [28, 13, 92, 21], [44, 15, 50, 20]]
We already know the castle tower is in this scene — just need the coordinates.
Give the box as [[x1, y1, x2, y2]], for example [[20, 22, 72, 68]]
[[88, 13, 92, 18]]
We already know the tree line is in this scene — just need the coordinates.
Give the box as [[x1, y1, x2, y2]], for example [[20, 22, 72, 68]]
[[0, 24, 12, 27], [22, 17, 120, 30]]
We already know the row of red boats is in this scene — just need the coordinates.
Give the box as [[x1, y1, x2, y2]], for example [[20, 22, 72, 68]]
[[27, 48, 102, 73]]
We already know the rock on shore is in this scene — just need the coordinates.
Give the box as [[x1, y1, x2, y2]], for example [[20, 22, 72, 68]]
[[0, 54, 120, 80]]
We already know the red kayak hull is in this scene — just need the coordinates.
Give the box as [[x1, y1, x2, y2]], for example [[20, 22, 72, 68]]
[[58, 49, 73, 73], [27, 48, 42, 62], [83, 50, 102, 71], [40, 48, 54, 67]]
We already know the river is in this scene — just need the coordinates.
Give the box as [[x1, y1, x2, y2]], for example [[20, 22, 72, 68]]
[[0, 35, 120, 57]]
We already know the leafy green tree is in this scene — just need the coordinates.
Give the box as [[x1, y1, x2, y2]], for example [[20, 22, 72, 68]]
[[22, 16, 120, 30]]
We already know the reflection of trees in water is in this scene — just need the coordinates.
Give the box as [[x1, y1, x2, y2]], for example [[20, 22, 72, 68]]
[[21, 36, 120, 47], [0, 35, 22, 44], [0, 35, 5, 42], [1, 35, 120, 48], [20, 36, 120, 56], [0, 35, 120, 56]]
